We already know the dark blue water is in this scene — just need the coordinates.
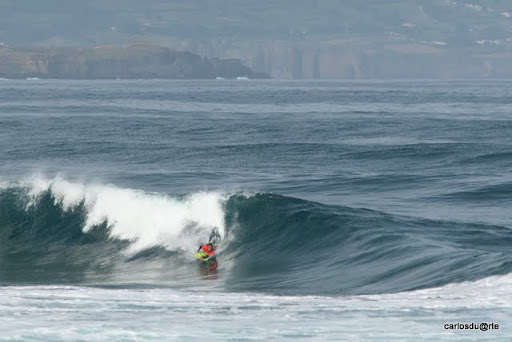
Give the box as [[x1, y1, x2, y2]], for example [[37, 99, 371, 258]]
[[1, 79, 511, 296]]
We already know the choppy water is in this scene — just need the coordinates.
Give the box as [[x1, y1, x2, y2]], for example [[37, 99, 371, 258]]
[[0, 79, 511, 340]]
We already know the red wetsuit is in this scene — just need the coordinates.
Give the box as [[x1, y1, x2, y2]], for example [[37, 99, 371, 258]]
[[201, 244, 215, 256]]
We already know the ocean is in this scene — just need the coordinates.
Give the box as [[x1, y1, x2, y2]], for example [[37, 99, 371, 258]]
[[0, 79, 511, 341]]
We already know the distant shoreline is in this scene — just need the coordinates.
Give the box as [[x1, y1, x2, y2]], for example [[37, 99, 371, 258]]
[[0, 42, 269, 80]]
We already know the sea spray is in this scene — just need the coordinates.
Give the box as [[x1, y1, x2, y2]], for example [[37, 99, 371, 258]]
[[17, 175, 227, 254]]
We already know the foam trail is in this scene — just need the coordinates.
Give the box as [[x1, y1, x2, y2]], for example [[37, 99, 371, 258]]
[[21, 175, 227, 254]]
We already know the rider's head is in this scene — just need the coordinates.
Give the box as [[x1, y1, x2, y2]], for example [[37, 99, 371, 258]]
[[206, 242, 213, 251]]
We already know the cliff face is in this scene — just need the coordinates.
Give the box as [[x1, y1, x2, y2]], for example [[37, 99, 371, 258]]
[[0, 43, 268, 79], [239, 41, 512, 79]]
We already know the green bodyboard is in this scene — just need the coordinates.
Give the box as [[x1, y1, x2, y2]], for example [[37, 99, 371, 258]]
[[195, 251, 208, 260]]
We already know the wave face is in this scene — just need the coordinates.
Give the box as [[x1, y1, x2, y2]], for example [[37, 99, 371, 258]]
[[222, 194, 512, 295], [1, 176, 511, 295]]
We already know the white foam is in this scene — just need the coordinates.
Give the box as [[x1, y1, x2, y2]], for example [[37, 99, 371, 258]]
[[0, 179, 9, 189], [1, 276, 511, 341], [356, 273, 512, 312], [22, 175, 227, 254]]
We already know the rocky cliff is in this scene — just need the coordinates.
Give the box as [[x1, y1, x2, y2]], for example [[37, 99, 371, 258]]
[[0, 43, 268, 79]]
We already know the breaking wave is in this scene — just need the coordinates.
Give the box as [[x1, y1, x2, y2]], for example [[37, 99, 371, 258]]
[[1, 176, 511, 295]]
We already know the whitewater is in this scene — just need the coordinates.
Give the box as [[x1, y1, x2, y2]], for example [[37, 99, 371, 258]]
[[0, 79, 511, 341]]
